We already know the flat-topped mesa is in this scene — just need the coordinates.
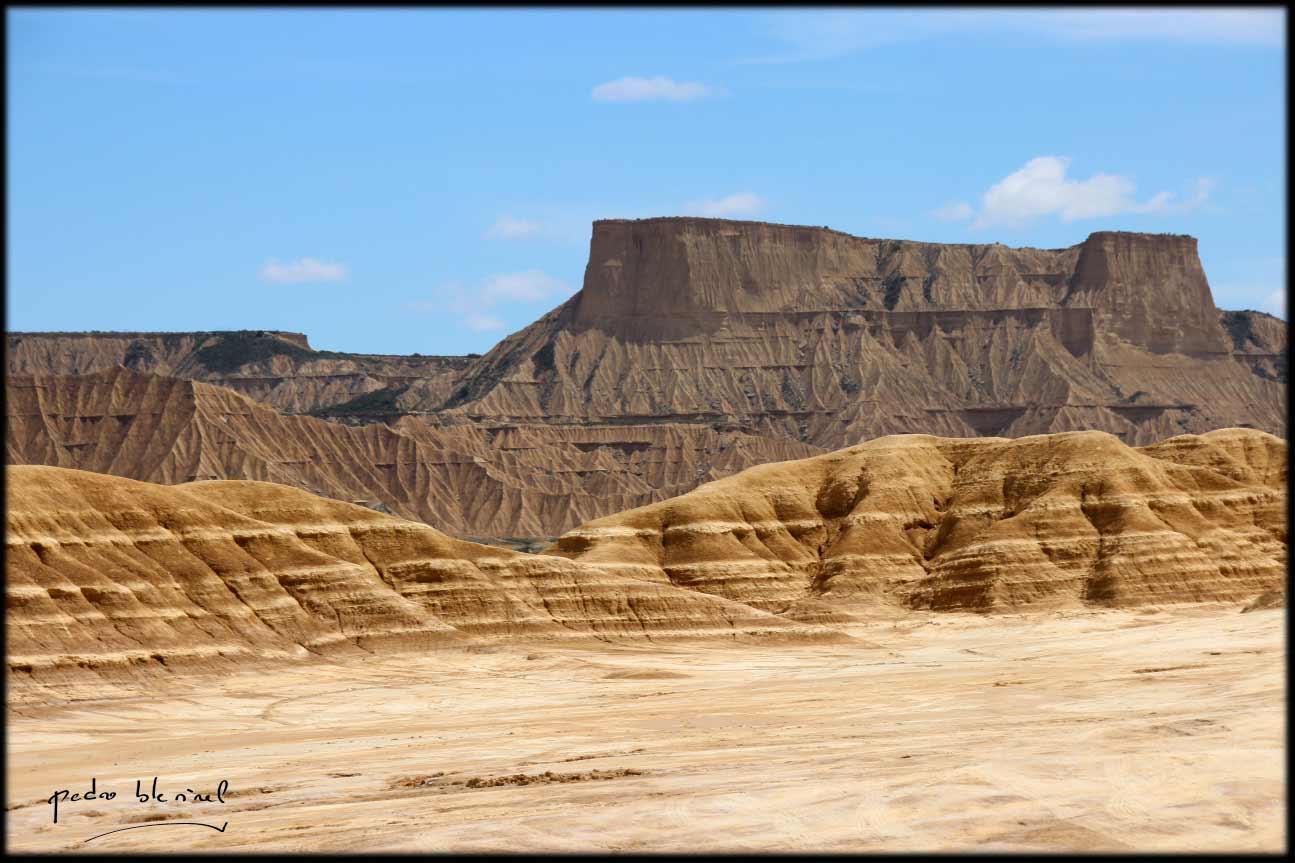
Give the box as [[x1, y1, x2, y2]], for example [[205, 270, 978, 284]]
[[574, 218, 888, 320], [6, 220, 1284, 541], [573, 218, 1227, 354], [1068, 231, 1228, 355]]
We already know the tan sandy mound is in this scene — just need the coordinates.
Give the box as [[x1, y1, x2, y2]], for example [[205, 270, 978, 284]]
[[550, 428, 1286, 613], [5, 466, 840, 690]]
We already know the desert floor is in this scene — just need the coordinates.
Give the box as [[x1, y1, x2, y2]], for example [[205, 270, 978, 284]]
[[5, 605, 1285, 853]]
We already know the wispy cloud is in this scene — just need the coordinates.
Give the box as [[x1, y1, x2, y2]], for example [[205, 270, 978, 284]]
[[485, 215, 542, 240], [931, 201, 975, 222], [1183, 177, 1217, 209], [592, 75, 724, 102], [1262, 289, 1286, 319], [1023, 9, 1284, 45], [477, 202, 664, 246], [465, 314, 506, 332], [743, 9, 1284, 64], [740, 12, 935, 64], [409, 270, 575, 336], [930, 157, 1212, 230], [259, 257, 348, 284], [684, 192, 766, 218], [1213, 257, 1286, 320]]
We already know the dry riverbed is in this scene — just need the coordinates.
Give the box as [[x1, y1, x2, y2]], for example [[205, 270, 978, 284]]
[[5, 605, 1285, 853]]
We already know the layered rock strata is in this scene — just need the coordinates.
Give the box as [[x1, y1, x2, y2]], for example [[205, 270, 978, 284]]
[[7, 220, 1285, 539], [5, 367, 817, 537], [6, 329, 471, 415], [551, 428, 1286, 614], [440, 222, 1285, 448], [6, 466, 833, 689]]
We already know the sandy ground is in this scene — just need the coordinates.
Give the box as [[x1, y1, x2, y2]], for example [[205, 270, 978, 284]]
[[5, 605, 1285, 853]]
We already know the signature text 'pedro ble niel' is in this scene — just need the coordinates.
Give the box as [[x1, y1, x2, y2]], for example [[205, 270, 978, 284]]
[[47, 777, 231, 823]]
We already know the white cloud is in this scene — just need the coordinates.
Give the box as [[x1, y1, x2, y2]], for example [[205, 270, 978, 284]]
[[961, 156, 1210, 229], [1185, 177, 1217, 208], [409, 270, 574, 336], [974, 157, 1146, 227], [684, 192, 766, 218], [465, 314, 506, 332], [1262, 289, 1286, 319], [931, 200, 974, 222], [485, 215, 542, 240], [259, 257, 348, 284], [592, 75, 722, 102]]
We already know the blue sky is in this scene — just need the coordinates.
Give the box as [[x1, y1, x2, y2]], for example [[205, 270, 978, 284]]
[[6, 8, 1287, 354]]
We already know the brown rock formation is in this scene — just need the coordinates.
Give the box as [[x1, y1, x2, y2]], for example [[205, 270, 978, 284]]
[[6, 220, 1285, 538], [6, 465, 834, 688], [5, 366, 817, 537], [5, 329, 471, 415], [440, 220, 1284, 448], [551, 428, 1286, 614]]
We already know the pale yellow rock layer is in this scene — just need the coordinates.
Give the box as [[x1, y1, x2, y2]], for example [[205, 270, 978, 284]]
[[551, 428, 1286, 613]]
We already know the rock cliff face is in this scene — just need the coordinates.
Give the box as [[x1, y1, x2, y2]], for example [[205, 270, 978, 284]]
[[6, 219, 1285, 538], [442, 220, 1283, 449], [551, 428, 1286, 615], [7, 466, 834, 688], [1067, 231, 1227, 355]]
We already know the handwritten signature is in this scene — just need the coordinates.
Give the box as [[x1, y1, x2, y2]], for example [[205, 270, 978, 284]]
[[47, 777, 233, 844]]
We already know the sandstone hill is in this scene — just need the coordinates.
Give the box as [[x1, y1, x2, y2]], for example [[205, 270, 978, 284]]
[[6, 465, 832, 690], [8, 427, 1284, 691], [6, 366, 815, 538], [551, 428, 1286, 616], [7, 220, 1285, 539]]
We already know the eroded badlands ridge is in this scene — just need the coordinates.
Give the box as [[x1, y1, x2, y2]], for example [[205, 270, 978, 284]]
[[442, 222, 1285, 445], [6, 428, 1284, 690], [7, 220, 1286, 538], [5, 329, 472, 415], [6, 466, 830, 689], [552, 428, 1286, 615], [5, 366, 816, 537]]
